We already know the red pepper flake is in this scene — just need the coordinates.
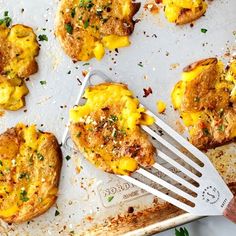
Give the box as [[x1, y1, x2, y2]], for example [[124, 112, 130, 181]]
[[144, 3, 159, 15], [155, 0, 162, 4], [143, 87, 153, 97], [82, 70, 88, 77]]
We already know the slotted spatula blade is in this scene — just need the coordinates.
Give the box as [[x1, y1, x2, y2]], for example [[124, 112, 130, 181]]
[[65, 70, 236, 223]]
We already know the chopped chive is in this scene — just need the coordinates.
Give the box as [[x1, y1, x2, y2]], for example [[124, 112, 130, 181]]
[[201, 28, 207, 33], [107, 196, 114, 202], [40, 80, 47, 85], [84, 19, 89, 29], [65, 155, 71, 161], [65, 23, 73, 34]]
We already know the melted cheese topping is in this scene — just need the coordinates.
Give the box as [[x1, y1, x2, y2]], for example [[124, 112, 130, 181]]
[[163, 0, 207, 23], [70, 83, 155, 175]]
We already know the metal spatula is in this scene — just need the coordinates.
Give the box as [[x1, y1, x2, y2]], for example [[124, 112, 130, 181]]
[[64, 70, 236, 223]]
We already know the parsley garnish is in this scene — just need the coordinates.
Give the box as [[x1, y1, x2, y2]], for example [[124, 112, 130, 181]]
[[0, 11, 12, 27], [65, 155, 71, 161], [37, 153, 45, 161], [55, 209, 60, 216], [19, 172, 30, 180], [40, 80, 47, 85], [175, 227, 189, 236], [0, 160, 2, 166], [203, 128, 210, 136], [107, 196, 114, 202], [218, 124, 225, 132], [38, 34, 48, 41], [65, 23, 73, 34], [83, 62, 90, 66], [20, 189, 29, 202], [138, 62, 143, 67], [84, 19, 89, 29], [71, 8, 76, 18], [110, 115, 118, 122], [201, 28, 207, 33]]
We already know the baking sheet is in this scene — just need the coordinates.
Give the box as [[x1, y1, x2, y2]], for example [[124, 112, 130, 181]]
[[0, 0, 236, 235]]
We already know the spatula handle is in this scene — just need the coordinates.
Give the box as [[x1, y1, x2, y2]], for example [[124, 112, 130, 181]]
[[223, 196, 236, 223]]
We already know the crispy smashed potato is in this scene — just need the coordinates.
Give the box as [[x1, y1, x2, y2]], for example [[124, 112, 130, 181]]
[[172, 58, 236, 149], [55, 0, 140, 61], [161, 0, 207, 24], [70, 83, 156, 175], [0, 123, 62, 223], [0, 23, 39, 111]]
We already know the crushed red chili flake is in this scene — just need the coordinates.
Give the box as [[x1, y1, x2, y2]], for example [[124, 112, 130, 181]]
[[82, 70, 88, 77], [155, 0, 162, 4], [143, 87, 153, 97]]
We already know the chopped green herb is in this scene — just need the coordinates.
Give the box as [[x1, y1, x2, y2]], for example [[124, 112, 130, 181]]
[[19, 172, 30, 180], [175, 227, 189, 236], [84, 19, 89, 29], [218, 124, 225, 132], [20, 189, 29, 202], [138, 62, 143, 67], [40, 80, 47, 85], [37, 153, 45, 161], [65, 23, 73, 34], [71, 8, 76, 18], [76, 131, 82, 138], [203, 128, 210, 136], [107, 196, 114, 202], [201, 28, 207, 33], [38, 34, 48, 41], [0, 11, 12, 27], [0, 160, 2, 166], [110, 115, 118, 122], [55, 209, 60, 216], [67, 70, 71, 74], [65, 155, 71, 161], [83, 62, 90, 66]]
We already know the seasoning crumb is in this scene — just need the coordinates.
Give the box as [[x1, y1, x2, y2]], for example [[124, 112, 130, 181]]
[[157, 100, 166, 113], [143, 87, 153, 97]]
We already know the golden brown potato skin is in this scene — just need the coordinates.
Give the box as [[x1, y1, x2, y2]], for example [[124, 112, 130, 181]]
[[172, 58, 236, 150], [0, 24, 39, 79], [0, 125, 62, 223], [175, 5, 206, 25], [55, 0, 140, 61], [69, 83, 155, 175]]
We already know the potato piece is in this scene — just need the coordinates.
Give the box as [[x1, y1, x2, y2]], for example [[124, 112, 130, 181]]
[[0, 123, 62, 223], [172, 58, 236, 149], [70, 83, 156, 175], [55, 0, 140, 61]]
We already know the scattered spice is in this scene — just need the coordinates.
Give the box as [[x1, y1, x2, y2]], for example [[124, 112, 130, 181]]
[[143, 87, 153, 97], [65, 155, 71, 161], [55, 209, 60, 216], [37, 153, 45, 161]]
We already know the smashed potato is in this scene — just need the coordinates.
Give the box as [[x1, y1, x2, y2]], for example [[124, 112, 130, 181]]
[[55, 0, 140, 61], [70, 83, 155, 175], [0, 123, 62, 223], [172, 58, 236, 149], [161, 0, 207, 24], [0, 23, 39, 111]]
